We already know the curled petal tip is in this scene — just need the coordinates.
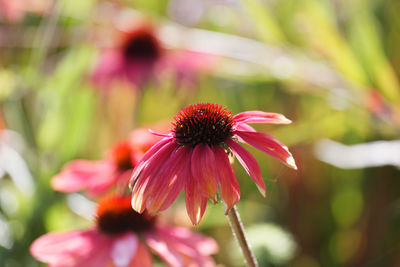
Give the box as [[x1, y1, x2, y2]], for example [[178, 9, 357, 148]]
[[189, 215, 201, 226], [287, 157, 297, 170], [283, 118, 292, 124], [276, 114, 292, 124], [256, 185, 267, 198], [131, 196, 145, 214], [224, 208, 231, 215]]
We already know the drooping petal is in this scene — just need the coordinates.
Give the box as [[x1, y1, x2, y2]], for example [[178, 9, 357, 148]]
[[233, 111, 292, 125], [145, 146, 190, 214], [111, 233, 138, 267], [157, 50, 217, 87], [225, 139, 266, 197], [131, 175, 151, 214], [191, 144, 218, 201], [155, 226, 218, 267], [234, 131, 297, 170], [130, 241, 153, 267], [184, 168, 208, 225], [30, 229, 112, 267], [129, 137, 173, 187], [144, 231, 184, 267], [91, 50, 125, 88], [51, 160, 116, 197], [158, 147, 193, 212], [158, 226, 219, 255], [125, 60, 156, 87], [131, 141, 179, 213], [30, 230, 92, 265], [213, 146, 240, 213]]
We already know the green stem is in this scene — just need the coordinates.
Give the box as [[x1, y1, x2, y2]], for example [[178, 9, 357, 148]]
[[227, 205, 259, 267]]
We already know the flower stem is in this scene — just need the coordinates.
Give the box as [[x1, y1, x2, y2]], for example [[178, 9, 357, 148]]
[[227, 205, 259, 267]]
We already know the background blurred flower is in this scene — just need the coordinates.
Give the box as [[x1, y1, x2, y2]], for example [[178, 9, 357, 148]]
[[30, 195, 218, 267], [130, 103, 296, 224], [91, 23, 216, 90], [52, 129, 160, 197]]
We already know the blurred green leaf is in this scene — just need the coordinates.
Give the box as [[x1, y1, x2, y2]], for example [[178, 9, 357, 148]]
[[349, 8, 400, 102], [241, 0, 287, 44]]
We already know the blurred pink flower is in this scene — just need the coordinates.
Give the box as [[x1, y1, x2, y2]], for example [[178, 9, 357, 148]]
[[30, 195, 218, 267], [91, 24, 215, 90], [130, 103, 297, 224], [0, 0, 51, 23], [52, 129, 160, 197]]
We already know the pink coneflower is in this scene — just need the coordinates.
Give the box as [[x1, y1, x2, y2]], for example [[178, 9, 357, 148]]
[[30, 195, 218, 267], [52, 129, 160, 197], [130, 103, 297, 225], [91, 24, 214, 90]]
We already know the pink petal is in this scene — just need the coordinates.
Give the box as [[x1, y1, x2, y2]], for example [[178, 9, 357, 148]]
[[111, 233, 138, 267], [157, 226, 219, 255], [91, 50, 125, 88], [191, 144, 218, 201], [145, 146, 190, 214], [144, 231, 184, 267], [129, 137, 173, 187], [128, 127, 163, 149], [30, 229, 112, 267], [235, 123, 256, 132], [125, 60, 155, 87], [163, 51, 216, 73], [130, 241, 153, 267], [51, 160, 116, 196], [213, 146, 240, 213], [155, 226, 218, 267], [225, 139, 266, 197], [233, 111, 292, 125], [148, 128, 173, 138], [234, 131, 297, 170], [157, 51, 217, 87], [184, 156, 208, 225], [131, 175, 151, 213], [158, 148, 193, 212], [131, 141, 179, 213]]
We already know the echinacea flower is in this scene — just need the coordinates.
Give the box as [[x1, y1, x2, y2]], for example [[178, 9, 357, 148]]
[[30, 195, 218, 267], [52, 129, 160, 197], [130, 103, 297, 224], [91, 24, 215, 90]]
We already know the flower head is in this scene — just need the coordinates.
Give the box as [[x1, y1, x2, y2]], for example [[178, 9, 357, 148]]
[[30, 195, 218, 267], [130, 103, 297, 224], [52, 128, 160, 197], [91, 24, 215, 90], [121, 26, 162, 63]]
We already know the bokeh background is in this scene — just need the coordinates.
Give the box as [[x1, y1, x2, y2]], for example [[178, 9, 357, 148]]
[[1, 0, 400, 266]]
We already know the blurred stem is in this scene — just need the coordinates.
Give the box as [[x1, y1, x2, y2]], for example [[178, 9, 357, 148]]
[[19, 98, 38, 151], [227, 205, 259, 267], [29, 0, 64, 76], [133, 89, 143, 126]]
